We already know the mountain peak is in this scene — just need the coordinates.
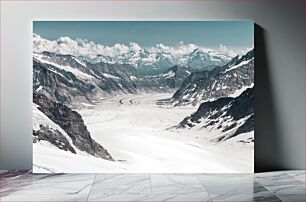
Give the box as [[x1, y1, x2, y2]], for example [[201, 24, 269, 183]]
[[191, 48, 201, 54]]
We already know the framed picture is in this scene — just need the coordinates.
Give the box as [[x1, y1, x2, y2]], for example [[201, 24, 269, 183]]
[[32, 21, 254, 173]]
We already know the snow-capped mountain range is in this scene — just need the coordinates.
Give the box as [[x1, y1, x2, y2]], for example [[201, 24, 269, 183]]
[[33, 34, 240, 75], [33, 48, 254, 112], [33, 51, 143, 107], [171, 49, 254, 106], [33, 51, 191, 108], [166, 49, 255, 145], [81, 47, 232, 75]]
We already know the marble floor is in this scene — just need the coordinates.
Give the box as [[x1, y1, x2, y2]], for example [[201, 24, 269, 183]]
[[0, 170, 305, 201]]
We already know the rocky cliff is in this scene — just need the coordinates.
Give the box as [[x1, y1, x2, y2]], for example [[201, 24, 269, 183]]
[[33, 93, 114, 161]]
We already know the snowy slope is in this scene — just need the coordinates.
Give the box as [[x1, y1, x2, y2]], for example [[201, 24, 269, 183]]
[[33, 142, 127, 173], [172, 49, 254, 106], [178, 87, 254, 146], [77, 93, 253, 173], [33, 93, 114, 163], [33, 103, 78, 153]]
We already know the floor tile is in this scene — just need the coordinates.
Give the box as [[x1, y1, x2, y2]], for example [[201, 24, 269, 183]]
[[256, 173, 305, 195], [1, 170, 306, 202], [264, 184, 305, 195], [0, 170, 8, 174], [255, 171, 294, 180], [286, 170, 305, 183], [150, 173, 207, 195], [143, 194, 211, 202], [1, 171, 33, 196], [198, 174, 267, 195], [0, 194, 88, 201], [275, 194, 306, 202], [255, 170, 288, 175], [88, 194, 211, 202], [0, 170, 30, 179], [197, 173, 255, 185], [90, 174, 151, 195], [210, 194, 282, 202], [1, 173, 95, 196]]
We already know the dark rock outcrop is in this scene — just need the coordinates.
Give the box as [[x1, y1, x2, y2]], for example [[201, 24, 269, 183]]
[[178, 87, 254, 141], [233, 114, 254, 138], [141, 65, 191, 91], [33, 125, 76, 154], [33, 59, 99, 107], [33, 93, 114, 161]]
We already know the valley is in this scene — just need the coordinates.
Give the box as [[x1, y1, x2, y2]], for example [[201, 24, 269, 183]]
[[75, 93, 253, 173]]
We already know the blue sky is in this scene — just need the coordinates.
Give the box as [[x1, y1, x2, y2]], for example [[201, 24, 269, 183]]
[[33, 21, 253, 49]]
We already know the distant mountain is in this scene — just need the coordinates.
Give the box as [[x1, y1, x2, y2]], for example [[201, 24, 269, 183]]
[[33, 52, 140, 108], [32, 48, 246, 108], [185, 48, 232, 71], [124, 50, 176, 75], [33, 93, 114, 160], [33, 52, 191, 107], [140, 65, 191, 91], [160, 65, 192, 89], [172, 49, 254, 106], [178, 87, 254, 143], [83, 50, 176, 75], [81, 48, 232, 75]]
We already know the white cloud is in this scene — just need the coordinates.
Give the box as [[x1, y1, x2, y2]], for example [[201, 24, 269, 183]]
[[217, 44, 254, 57], [33, 34, 132, 58], [218, 44, 238, 57], [129, 42, 142, 52], [33, 34, 250, 59], [148, 41, 206, 58]]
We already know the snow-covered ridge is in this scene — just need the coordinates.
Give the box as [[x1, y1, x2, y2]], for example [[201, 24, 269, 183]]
[[172, 49, 254, 106], [224, 58, 254, 73], [178, 87, 254, 146], [102, 73, 120, 80], [84, 47, 233, 73], [230, 83, 254, 98], [162, 70, 175, 78], [33, 53, 93, 80], [73, 56, 87, 67]]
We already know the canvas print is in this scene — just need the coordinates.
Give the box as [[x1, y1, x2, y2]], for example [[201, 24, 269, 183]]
[[33, 21, 254, 173]]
